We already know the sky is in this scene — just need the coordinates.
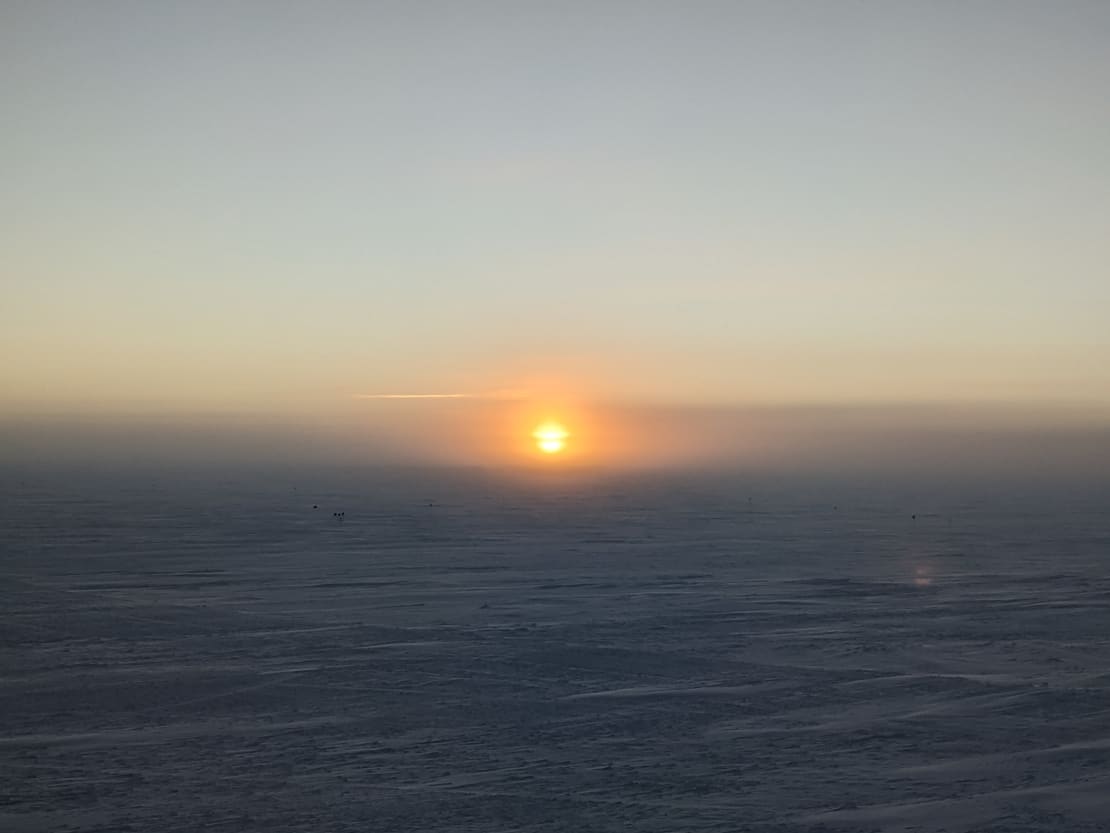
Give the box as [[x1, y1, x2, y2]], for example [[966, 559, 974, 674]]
[[3, 2, 1109, 468]]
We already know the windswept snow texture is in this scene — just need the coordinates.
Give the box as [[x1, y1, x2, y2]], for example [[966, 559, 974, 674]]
[[3, 468, 1110, 832]]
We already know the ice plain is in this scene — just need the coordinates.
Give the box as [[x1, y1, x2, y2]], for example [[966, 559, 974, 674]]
[[2, 466, 1110, 832]]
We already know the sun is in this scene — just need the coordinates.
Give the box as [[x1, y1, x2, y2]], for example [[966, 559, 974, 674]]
[[532, 422, 568, 455]]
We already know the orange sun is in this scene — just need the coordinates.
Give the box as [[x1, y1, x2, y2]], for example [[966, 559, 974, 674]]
[[532, 422, 568, 455]]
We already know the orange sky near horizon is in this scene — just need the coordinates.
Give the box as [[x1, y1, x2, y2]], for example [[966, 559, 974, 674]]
[[3, 3, 1110, 463]]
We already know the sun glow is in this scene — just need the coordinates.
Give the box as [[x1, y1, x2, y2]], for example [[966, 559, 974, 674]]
[[532, 422, 569, 455]]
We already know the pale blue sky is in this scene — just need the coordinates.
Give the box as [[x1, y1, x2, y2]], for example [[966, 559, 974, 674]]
[[4, 1, 1109, 413]]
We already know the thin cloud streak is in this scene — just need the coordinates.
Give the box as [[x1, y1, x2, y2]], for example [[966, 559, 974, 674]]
[[353, 389, 528, 401]]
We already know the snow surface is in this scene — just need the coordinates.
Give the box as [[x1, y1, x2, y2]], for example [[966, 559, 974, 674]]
[[2, 467, 1109, 832]]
